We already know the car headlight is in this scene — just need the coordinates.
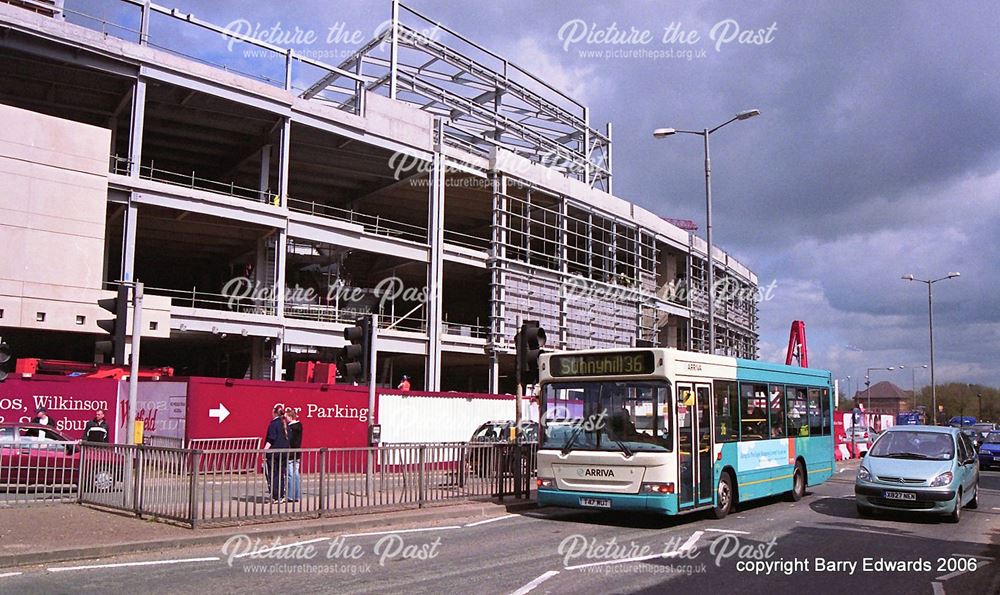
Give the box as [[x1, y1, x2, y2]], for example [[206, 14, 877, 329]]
[[929, 471, 953, 487], [857, 466, 871, 482]]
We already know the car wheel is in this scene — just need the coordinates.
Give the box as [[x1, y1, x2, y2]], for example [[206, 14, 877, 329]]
[[856, 503, 874, 517], [789, 462, 806, 502], [967, 485, 978, 510], [947, 491, 962, 523], [712, 471, 734, 520]]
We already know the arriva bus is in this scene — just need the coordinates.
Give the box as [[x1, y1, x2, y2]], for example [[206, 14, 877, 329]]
[[535, 348, 834, 518]]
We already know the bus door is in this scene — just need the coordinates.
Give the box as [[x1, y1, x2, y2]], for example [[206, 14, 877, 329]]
[[677, 383, 715, 509]]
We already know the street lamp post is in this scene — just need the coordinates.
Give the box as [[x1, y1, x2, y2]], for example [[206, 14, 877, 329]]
[[897, 364, 928, 412], [653, 109, 760, 354], [865, 366, 894, 414], [902, 272, 960, 425]]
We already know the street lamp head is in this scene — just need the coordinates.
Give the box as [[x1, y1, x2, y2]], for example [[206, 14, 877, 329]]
[[888, 366, 895, 371], [947, 272, 960, 278], [736, 109, 761, 120], [921, 364, 928, 369], [652, 128, 677, 138], [901, 274, 915, 281]]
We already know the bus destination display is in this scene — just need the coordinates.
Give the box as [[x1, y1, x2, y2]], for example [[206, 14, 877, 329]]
[[550, 351, 656, 377]]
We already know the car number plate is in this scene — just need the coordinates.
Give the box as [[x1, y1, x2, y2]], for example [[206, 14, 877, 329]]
[[883, 490, 916, 501], [580, 497, 611, 509]]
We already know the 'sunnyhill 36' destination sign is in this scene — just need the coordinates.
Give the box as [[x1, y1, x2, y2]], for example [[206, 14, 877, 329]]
[[550, 351, 656, 378]]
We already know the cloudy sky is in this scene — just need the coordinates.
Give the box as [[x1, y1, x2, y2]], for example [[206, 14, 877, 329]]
[[100, 0, 1000, 389]]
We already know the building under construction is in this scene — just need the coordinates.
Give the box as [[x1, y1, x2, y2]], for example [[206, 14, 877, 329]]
[[0, 0, 759, 392]]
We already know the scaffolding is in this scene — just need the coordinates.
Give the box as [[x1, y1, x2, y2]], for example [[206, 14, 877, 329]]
[[305, 0, 612, 192]]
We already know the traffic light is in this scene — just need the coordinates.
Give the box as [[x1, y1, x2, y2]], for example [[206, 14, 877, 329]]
[[515, 320, 546, 385], [96, 285, 129, 365], [339, 317, 372, 384], [0, 341, 11, 382]]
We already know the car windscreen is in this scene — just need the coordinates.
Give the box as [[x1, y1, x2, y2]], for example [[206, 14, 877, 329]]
[[984, 432, 1000, 444], [869, 431, 955, 460]]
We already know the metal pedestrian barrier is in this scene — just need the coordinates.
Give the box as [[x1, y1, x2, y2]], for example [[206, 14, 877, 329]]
[[0, 441, 81, 506], [72, 442, 536, 527]]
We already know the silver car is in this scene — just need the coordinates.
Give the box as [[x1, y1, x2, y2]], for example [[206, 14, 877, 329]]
[[855, 425, 979, 522]]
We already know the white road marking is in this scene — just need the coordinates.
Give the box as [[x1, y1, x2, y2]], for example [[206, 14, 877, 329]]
[[510, 570, 559, 595], [565, 531, 703, 570], [232, 537, 330, 559], [949, 553, 994, 560], [0, 572, 23, 578], [932, 581, 945, 595], [992, 507, 1000, 511], [48, 557, 220, 572], [465, 514, 517, 527], [705, 528, 750, 535], [936, 559, 990, 581], [342, 525, 462, 538]]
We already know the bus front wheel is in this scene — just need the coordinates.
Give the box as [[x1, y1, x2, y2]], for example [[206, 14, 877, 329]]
[[712, 471, 734, 519], [789, 462, 806, 502]]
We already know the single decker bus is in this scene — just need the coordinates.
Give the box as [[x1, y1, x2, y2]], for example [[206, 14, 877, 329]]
[[535, 348, 834, 518]]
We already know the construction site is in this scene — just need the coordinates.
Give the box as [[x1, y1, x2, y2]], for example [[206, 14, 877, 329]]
[[0, 0, 759, 393]]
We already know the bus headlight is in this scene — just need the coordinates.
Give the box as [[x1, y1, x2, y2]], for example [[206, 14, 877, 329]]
[[536, 478, 555, 488], [640, 482, 675, 494]]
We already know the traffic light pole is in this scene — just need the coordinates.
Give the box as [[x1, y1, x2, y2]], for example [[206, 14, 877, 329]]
[[514, 316, 522, 441], [126, 282, 144, 445], [366, 313, 378, 501]]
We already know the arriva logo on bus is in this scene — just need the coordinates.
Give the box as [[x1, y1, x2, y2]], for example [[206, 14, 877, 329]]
[[578, 468, 616, 478]]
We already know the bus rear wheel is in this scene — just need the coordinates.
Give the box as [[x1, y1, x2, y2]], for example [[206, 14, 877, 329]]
[[713, 471, 734, 519], [789, 462, 805, 502]]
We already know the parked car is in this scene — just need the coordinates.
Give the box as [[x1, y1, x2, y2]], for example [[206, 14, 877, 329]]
[[0, 423, 122, 492], [855, 425, 979, 522], [960, 429, 981, 450], [845, 425, 871, 443], [979, 432, 1000, 470], [972, 423, 997, 443], [0, 423, 80, 490], [466, 420, 538, 477]]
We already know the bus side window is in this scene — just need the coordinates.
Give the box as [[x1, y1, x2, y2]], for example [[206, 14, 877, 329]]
[[805, 388, 821, 436], [740, 383, 767, 440], [769, 384, 787, 438], [786, 387, 807, 437], [821, 388, 831, 435], [713, 380, 738, 443]]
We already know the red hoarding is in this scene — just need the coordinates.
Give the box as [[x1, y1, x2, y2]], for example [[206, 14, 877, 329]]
[[0, 378, 120, 440], [185, 378, 370, 449]]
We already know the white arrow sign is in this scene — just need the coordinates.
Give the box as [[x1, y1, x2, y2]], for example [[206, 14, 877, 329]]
[[209, 403, 230, 423]]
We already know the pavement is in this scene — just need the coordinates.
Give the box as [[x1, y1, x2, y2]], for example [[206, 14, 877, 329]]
[[0, 496, 537, 569], [3, 458, 999, 595]]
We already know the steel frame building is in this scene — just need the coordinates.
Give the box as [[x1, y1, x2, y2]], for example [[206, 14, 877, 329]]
[[0, 0, 758, 393]]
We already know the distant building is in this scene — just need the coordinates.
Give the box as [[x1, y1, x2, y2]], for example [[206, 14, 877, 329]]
[[853, 381, 914, 417]]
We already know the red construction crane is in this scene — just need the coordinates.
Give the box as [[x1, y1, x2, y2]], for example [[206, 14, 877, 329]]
[[785, 320, 808, 368]]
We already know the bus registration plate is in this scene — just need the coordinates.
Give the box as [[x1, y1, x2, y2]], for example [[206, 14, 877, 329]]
[[883, 491, 916, 501], [580, 497, 611, 508]]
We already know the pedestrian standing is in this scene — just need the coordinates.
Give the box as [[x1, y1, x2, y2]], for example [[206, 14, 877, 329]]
[[398, 375, 411, 392], [285, 409, 303, 503], [264, 404, 290, 503], [83, 410, 110, 443], [31, 406, 56, 437]]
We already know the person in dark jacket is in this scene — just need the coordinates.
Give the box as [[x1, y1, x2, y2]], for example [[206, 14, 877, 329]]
[[285, 409, 303, 503], [83, 410, 110, 443], [264, 405, 290, 503], [31, 406, 57, 437]]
